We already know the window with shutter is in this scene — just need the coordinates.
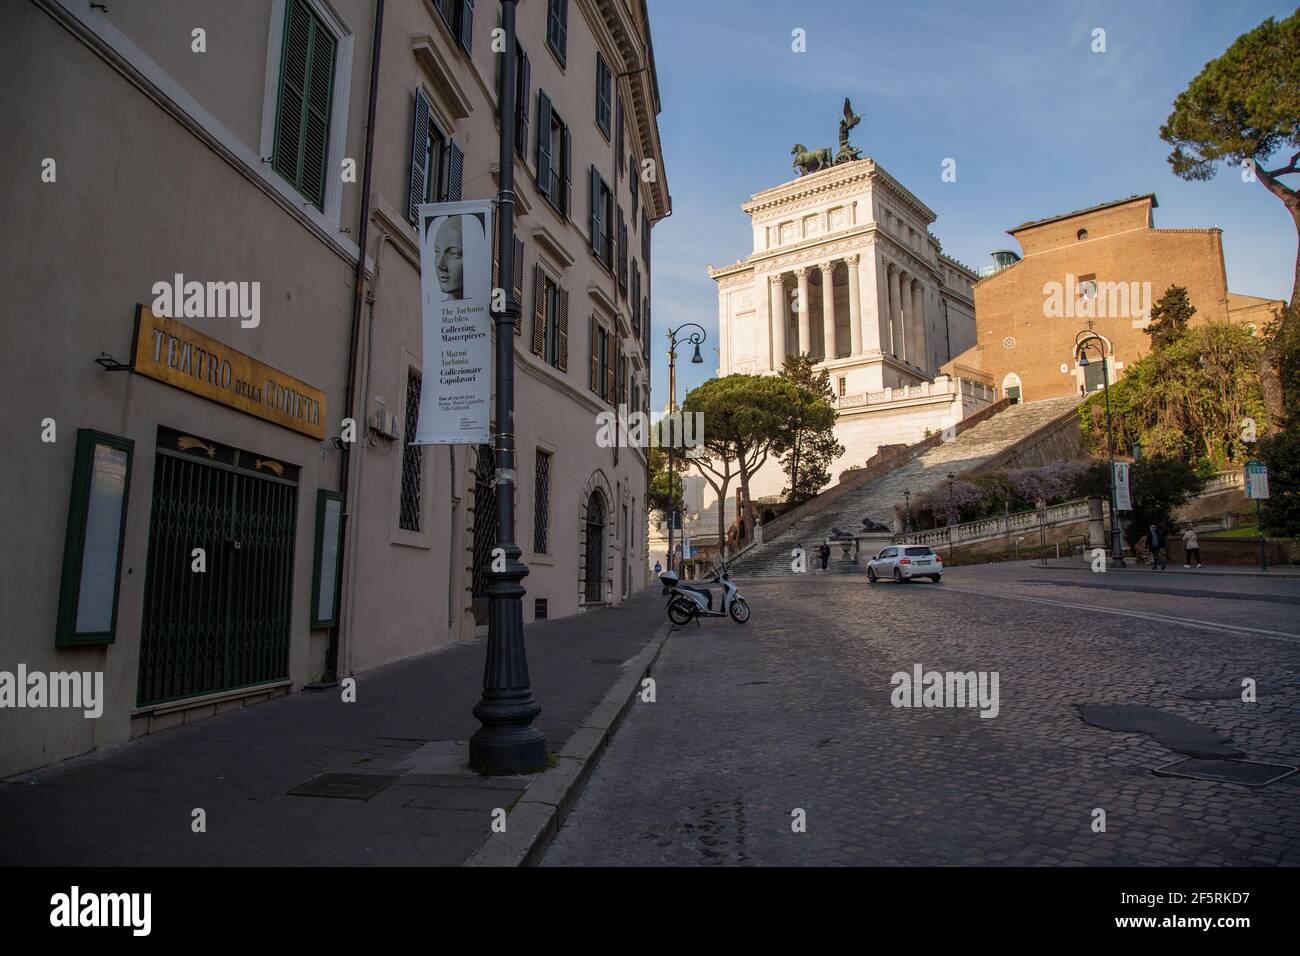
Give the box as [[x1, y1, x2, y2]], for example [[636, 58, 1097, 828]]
[[273, 0, 337, 211], [589, 166, 602, 259], [596, 53, 612, 138], [617, 208, 628, 294], [630, 168, 639, 220], [642, 210, 650, 262], [556, 286, 569, 370], [589, 315, 599, 392], [631, 265, 640, 337], [560, 124, 572, 217], [616, 96, 625, 176], [497, 43, 529, 158], [532, 266, 547, 359], [445, 141, 464, 201], [604, 333, 616, 405], [546, 0, 568, 67], [513, 235, 525, 336], [535, 90, 553, 202], [433, 0, 473, 53]]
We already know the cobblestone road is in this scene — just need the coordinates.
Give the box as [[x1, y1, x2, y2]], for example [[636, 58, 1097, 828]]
[[542, 562, 1300, 866]]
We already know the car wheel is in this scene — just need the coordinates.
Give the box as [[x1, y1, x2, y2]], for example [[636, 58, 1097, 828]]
[[867, 568, 877, 583], [931, 575, 942, 583], [893, 568, 903, 584]]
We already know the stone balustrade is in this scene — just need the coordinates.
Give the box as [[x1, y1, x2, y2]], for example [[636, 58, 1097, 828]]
[[903, 499, 1092, 547]]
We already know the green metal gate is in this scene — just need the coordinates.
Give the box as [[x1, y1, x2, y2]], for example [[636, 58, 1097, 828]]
[[137, 427, 298, 707]]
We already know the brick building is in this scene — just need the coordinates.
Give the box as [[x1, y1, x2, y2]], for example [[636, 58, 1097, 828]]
[[942, 194, 1282, 402]]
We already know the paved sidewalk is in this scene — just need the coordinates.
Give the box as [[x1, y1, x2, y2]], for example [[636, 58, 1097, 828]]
[[0, 589, 668, 866]]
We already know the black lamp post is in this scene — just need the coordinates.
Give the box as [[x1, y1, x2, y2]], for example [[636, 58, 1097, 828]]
[[1077, 331, 1126, 567], [903, 488, 912, 535], [946, 472, 958, 561], [469, 0, 545, 773], [665, 323, 705, 574]]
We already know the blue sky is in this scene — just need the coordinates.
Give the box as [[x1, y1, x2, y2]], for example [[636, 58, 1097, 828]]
[[645, 0, 1299, 403]]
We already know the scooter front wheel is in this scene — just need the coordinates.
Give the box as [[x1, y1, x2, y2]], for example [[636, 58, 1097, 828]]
[[729, 599, 750, 624], [668, 598, 695, 626]]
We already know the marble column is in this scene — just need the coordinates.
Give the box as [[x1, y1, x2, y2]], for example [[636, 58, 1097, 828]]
[[888, 265, 905, 362], [846, 254, 863, 356], [769, 273, 787, 369], [795, 267, 811, 356], [871, 249, 890, 354], [819, 261, 836, 362], [911, 278, 928, 372], [717, 293, 729, 373]]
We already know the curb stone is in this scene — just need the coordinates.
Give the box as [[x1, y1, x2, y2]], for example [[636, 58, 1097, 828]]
[[463, 617, 673, 867], [1031, 562, 1300, 580]]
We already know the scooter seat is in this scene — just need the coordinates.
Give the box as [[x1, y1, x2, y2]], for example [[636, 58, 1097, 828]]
[[678, 583, 714, 610]]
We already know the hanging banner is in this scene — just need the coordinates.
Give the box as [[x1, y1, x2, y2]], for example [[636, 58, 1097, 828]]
[[1112, 461, 1132, 511], [414, 200, 494, 444]]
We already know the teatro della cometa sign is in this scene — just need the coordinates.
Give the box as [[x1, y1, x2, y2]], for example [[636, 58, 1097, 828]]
[[131, 306, 326, 439]]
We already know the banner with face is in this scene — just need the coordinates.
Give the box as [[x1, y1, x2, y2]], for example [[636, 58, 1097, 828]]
[[414, 201, 494, 445]]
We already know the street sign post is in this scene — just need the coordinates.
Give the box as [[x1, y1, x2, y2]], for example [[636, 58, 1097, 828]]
[[1244, 460, 1270, 571]]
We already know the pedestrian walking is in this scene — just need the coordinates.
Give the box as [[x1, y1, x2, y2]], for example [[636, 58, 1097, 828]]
[[1182, 528, 1201, 568], [1146, 524, 1165, 570], [818, 542, 831, 571]]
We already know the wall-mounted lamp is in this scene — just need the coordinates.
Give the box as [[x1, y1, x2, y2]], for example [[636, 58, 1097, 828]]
[[95, 352, 131, 372]]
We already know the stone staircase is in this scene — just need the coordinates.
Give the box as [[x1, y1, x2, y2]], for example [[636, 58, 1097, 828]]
[[729, 396, 1083, 577]]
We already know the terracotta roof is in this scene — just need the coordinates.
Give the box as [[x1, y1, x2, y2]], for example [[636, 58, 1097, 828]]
[[1009, 194, 1157, 233]]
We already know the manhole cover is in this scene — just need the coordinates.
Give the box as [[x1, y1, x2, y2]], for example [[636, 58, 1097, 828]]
[[1153, 758, 1296, 787], [289, 772, 400, 800]]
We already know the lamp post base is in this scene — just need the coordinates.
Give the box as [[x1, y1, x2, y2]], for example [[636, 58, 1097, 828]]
[[469, 719, 546, 773]]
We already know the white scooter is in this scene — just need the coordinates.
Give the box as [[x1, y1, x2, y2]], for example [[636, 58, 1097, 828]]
[[659, 564, 750, 625]]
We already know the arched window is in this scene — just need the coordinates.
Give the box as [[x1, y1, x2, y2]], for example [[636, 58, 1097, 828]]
[[1001, 372, 1022, 404], [583, 490, 606, 603], [1077, 228, 1088, 241]]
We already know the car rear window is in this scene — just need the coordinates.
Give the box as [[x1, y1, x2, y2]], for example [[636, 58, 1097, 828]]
[[905, 547, 935, 556]]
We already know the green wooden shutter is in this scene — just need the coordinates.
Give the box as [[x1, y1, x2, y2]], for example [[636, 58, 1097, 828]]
[[445, 141, 464, 201], [561, 123, 572, 218], [557, 286, 569, 371], [273, 0, 336, 211], [532, 266, 547, 358], [459, 0, 474, 52], [513, 236, 525, 336], [589, 166, 601, 258], [536, 91, 553, 201], [407, 90, 432, 224]]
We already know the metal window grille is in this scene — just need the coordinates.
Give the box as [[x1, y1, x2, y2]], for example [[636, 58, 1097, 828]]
[[399, 369, 423, 531], [534, 450, 551, 553], [535, 598, 548, 620]]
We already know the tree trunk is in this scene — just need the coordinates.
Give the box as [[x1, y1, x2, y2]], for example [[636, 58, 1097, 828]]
[[736, 448, 755, 550], [1254, 166, 1300, 306]]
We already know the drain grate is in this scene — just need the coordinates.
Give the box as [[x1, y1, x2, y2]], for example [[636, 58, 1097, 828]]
[[289, 772, 400, 800], [1153, 757, 1297, 787]]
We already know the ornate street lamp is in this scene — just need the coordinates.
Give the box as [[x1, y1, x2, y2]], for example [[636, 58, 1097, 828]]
[[469, 0, 545, 772], [665, 323, 705, 574], [1077, 331, 1126, 567]]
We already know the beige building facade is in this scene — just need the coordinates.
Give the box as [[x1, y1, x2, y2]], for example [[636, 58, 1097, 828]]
[[1, 0, 667, 776], [707, 158, 988, 505]]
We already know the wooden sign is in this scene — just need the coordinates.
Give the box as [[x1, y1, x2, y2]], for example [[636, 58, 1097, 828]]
[[131, 306, 326, 439]]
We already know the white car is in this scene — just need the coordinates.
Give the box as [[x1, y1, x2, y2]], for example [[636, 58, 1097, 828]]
[[867, 545, 943, 583]]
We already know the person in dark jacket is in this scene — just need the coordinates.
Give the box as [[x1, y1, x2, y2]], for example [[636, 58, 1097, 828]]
[[1146, 524, 1165, 569], [818, 542, 831, 571]]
